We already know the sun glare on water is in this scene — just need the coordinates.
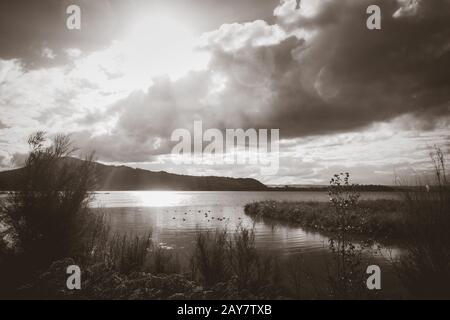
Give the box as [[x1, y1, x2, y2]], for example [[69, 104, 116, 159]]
[[133, 191, 191, 207]]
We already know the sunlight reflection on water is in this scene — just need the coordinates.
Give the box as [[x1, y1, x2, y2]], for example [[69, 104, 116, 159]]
[[91, 191, 402, 260]]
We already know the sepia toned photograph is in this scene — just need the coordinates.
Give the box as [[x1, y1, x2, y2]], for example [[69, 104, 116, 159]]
[[0, 0, 449, 304]]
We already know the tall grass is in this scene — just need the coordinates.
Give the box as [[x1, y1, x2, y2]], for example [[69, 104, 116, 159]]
[[148, 244, 181, 275], [396, 147, 450, 299], [191, 229, 229, 286], [190, 227, 281, 299]]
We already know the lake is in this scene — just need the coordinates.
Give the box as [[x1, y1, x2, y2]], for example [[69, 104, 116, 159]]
[[92, 191, 403, 294], [92, 191, 401, 254]]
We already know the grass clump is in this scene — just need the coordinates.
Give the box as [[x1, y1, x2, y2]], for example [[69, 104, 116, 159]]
[[190, 227, 282, 299]]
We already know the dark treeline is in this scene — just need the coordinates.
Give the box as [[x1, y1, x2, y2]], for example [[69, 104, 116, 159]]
[[268, 185, 414, 192]]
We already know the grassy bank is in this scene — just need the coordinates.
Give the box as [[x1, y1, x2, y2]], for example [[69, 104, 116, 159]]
[[17, 226, 380, 300], [244, 200, 405, 241]]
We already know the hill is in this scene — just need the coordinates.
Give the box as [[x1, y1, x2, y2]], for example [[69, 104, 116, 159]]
[[0, 157, 268, 191]]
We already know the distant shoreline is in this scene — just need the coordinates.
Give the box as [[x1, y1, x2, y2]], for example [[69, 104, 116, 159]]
[[266, 186, 404, 192]]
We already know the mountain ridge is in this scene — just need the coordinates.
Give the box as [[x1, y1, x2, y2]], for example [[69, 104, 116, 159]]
[[0, 157, 268, 191]]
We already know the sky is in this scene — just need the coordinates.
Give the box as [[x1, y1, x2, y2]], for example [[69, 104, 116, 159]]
[[0, 0, 449, 185]]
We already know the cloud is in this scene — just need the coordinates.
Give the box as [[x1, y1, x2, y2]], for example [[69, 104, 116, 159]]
[[0, 0, 134, 68], [65, 48, 82, 59], [0, 0, 281, 69], [41, 47, 56, 60], [393, 0, 421, 18], [1, 0, 449, 183], [82, 0, 450, 155]]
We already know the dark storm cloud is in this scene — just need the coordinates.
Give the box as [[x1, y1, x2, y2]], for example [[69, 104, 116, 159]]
[[71, 129, 170, 163], [0, 0, 133, 67], [72, 73, 213, 161], [248, 0, 450, 137], [86, 0, 450, 162]]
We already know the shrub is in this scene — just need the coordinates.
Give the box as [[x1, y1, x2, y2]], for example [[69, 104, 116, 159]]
[[0, 132, 96, 295], [326, 173, 367, 299]]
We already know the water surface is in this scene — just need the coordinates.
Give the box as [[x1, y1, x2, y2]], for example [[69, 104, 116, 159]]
[[92, 191, 401, 260]]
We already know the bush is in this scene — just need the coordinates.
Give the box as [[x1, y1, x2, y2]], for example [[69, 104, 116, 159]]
[[0, 132, 96, 295], [325, 173, 368, 299]]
